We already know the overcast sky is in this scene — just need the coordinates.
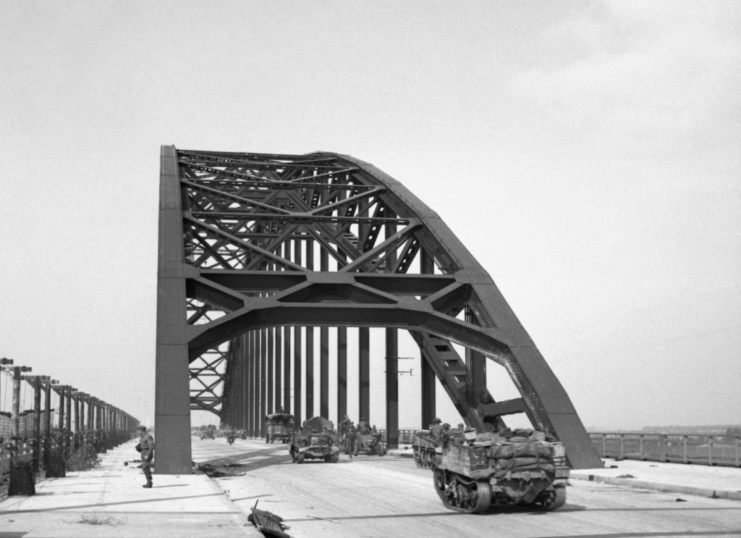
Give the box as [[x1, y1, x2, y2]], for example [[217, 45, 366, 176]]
[[1, 1, 739, 431]]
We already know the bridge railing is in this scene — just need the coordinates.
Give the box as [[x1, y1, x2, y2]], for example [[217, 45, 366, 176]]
[[590, 433, 741, 467], [378, 430, 423, 445]]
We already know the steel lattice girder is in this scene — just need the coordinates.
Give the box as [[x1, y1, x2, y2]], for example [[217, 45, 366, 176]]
[[155, 146, 602, 473]]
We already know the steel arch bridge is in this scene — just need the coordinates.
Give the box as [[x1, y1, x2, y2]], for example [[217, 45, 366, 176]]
[[156, 146, 602, 473]]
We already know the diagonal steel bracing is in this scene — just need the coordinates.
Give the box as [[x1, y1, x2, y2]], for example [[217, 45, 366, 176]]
[[156, 146, 602, 474]]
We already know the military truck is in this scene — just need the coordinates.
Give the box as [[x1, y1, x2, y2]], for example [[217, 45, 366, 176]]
[[290, 416, 340, 464], [265, 413, 294, 444], [432, 429, 569, 513]]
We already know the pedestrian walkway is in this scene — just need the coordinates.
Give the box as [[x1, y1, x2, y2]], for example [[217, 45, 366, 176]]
[[389, 444, 741, 502], [570, 457, 741, 501], [0, 440, 261, 537]]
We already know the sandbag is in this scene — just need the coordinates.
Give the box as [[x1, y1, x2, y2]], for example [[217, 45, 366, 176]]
[[489, 441, 551, 460], [528, 431, 547, 442], [494, 462, 556, 474]]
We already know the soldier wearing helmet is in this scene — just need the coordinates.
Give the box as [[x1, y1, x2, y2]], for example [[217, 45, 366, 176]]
[[136, 425, 155, 488]]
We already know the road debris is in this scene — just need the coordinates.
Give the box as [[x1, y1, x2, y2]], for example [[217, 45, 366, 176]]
[[248, 500, 292, 538]]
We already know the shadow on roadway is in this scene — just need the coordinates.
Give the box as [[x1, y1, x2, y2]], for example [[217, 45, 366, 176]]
[[0, 492, 227, 515], [544, 529, 741, 538]]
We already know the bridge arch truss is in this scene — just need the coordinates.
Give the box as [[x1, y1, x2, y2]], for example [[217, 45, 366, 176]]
[[156, 146, 601, 473]]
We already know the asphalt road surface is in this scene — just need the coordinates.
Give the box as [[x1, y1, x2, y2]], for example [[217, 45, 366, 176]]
[[193, 438, 741, 538]]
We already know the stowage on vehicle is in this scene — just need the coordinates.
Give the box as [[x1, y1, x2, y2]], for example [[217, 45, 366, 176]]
[[433, 428, 570, 514], [290, 416, 340, 464]]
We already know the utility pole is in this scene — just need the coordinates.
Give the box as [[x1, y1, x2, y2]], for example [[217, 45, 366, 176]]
[[22, 374, 47, 473], [11, 366, 32, 442], [66, 388, 75, 454], [44, 379, 57, 468], [0, 358, 14, 419]]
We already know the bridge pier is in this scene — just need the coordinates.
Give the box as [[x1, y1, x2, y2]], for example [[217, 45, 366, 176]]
[[337, 327, 348, 425]]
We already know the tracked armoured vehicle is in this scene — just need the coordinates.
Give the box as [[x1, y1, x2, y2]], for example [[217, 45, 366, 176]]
[[412, 431, 439, 468], [433, 429, 569, 514]]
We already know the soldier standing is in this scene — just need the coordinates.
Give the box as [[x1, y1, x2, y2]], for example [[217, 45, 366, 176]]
[[136, 425, 155, 488], [429, 418, 443, 440], [346, 424, 357, 459]]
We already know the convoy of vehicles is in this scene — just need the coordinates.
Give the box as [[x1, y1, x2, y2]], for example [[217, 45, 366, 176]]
[[196, 416, 570, 515]]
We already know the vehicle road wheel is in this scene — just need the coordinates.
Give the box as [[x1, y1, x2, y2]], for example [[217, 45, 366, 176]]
[[470, 481, 492, 514], [433, 468, 450, 508], [297, 453, 305, 464], [532, 487, 567, 511]]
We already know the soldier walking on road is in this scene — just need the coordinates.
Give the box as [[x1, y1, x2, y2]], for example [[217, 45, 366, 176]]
[[136, 425, 155, 488]]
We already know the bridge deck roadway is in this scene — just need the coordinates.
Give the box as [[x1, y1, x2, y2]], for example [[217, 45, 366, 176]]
[[194, 437, 741, 538]]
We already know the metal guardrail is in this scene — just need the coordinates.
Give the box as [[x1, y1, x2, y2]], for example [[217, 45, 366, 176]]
[[590, 433, 741, 467], [378, 430, 418, 445]]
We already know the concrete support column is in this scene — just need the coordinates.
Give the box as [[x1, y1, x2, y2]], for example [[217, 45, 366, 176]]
[[337, 327, 347, 425], [306, 326, 314, 418], [305, 241, 314, 419], [386, 329, 399, 449], [250, 331, 258, 437], [283, 327, 291, 413], [320, 327, 329, 419], [359, 328, 370, 422], [293, 239, 302, 427], [267, 328, 274, 416], [320, 247, 330, 419], [155, 146, 193, 474], [244, 333, 251, 435], [259, 329, 266, 437], [275, 327, 282, 412], [293, 326, 302, 427]]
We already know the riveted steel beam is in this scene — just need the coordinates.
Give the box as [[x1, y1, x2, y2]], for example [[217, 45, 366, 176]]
[[158, 145, 602, 472]]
